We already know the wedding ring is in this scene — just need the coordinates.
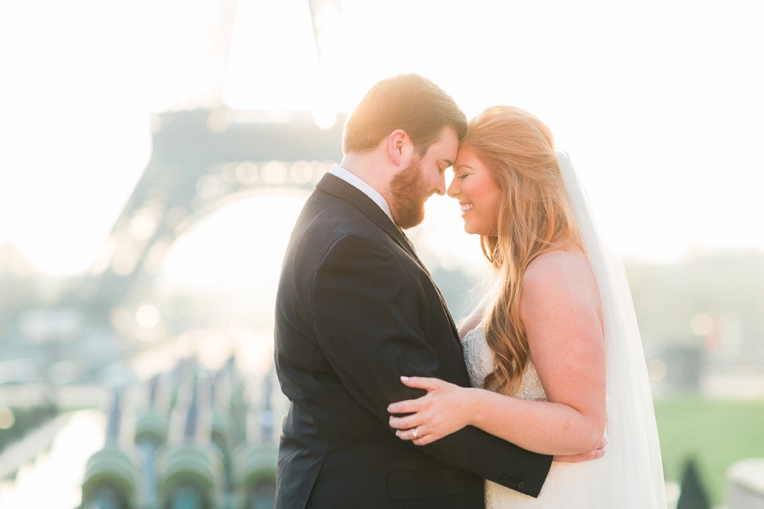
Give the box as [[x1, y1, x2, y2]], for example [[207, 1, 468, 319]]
[[412, 427, 421, 439]]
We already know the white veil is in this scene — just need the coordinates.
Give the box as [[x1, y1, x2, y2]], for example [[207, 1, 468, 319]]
[[557, 149, 666, 508]]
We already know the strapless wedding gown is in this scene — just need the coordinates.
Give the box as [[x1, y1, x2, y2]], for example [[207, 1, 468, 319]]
[[462, 325, 609, 508]]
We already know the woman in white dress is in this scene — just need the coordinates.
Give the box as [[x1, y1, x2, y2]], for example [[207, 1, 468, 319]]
[[388, 106, 666, 508]]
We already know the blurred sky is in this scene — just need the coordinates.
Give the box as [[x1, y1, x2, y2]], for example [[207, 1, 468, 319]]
[[1, 0, 763, 281]]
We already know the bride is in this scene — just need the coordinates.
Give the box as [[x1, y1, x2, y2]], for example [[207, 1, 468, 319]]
[[387, 106, 666, 508]]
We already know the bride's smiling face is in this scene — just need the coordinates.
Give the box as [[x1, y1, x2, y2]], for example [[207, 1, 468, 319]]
[[448, 145, 503, 236]]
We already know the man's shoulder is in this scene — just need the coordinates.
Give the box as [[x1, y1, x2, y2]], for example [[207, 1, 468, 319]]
[[300, 188, 388, 244], [282, 191, 396, 279]]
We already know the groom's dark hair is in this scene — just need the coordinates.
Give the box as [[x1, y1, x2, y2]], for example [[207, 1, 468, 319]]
[[343, 73, 467, 156]]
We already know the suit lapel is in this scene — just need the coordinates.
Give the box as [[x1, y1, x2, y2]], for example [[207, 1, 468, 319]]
[[316, 173, 462, 347]]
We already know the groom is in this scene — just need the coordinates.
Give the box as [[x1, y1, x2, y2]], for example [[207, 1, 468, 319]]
[[274, 74, 553, 509]]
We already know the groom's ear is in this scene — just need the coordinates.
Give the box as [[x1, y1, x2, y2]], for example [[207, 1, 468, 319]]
[[387, 129, 414, 167]]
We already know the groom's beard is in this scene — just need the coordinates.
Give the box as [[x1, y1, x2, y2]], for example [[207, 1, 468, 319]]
[[390, 157, 430, 230]]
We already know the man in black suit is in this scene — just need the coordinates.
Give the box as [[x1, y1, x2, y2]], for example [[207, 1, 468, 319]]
[[274, 74, 553, 508]]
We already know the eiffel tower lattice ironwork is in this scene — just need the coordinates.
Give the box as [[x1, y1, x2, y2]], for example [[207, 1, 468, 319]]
[[77, 0, 346, 317]]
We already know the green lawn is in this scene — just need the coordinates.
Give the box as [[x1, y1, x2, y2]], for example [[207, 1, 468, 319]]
[[654, 399, 764, 506]]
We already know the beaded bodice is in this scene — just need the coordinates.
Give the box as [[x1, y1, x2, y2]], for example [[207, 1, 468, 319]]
[[462, 324, 547, 402]]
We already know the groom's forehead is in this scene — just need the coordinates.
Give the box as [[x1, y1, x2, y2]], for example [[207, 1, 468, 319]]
[[425, 126, 459, 159]]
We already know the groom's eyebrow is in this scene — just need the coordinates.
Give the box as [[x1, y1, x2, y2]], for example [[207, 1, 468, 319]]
[[442, 159, 454, 167]]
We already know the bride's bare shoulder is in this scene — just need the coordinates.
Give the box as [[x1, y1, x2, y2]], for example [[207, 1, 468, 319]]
[[521, 248, 599, 306], [525, 248, 592, 280]]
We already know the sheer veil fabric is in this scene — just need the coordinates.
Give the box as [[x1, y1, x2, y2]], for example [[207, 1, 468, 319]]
[[557, 150, 666, 507]]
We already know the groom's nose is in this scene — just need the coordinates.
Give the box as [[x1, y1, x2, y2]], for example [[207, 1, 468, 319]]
[[434, 173, 446, 196]]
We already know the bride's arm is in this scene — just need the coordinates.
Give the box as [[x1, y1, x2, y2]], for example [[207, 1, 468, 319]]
[[389, 251, 606, 456]]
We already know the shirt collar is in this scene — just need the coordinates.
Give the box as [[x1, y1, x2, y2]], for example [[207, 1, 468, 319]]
[[329, 164, 393, 222]]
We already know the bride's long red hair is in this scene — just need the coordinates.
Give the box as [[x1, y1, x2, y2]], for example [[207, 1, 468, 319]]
[[462, 106, 582, 395]]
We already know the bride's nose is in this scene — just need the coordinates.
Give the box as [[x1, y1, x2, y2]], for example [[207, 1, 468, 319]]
[[447, 176, 460, 198]]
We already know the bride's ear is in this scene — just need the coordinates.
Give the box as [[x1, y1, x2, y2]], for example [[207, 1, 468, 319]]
[[387, 129, 414, 167]]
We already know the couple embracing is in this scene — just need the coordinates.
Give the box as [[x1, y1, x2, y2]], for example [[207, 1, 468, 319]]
[[274, 74, 666, 508]]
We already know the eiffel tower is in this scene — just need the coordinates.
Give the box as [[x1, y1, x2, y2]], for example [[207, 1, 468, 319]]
[[76, 0, 346, 318]]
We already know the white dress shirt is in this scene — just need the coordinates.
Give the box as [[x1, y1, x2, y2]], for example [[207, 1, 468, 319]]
[[329, 164, 394, 223]]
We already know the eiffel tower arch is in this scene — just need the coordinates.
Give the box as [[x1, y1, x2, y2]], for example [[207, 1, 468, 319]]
[[78, 108, 345, 317]]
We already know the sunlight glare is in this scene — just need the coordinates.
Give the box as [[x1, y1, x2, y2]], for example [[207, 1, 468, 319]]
[[159, 195, 306, 288]]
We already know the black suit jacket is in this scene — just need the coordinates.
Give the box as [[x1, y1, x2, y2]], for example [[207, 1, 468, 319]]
[[274, 173, 552, 508]]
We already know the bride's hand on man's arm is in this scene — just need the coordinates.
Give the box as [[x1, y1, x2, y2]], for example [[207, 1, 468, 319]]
[[387, 376, 473, 446], [388, 375, 608, 461]]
